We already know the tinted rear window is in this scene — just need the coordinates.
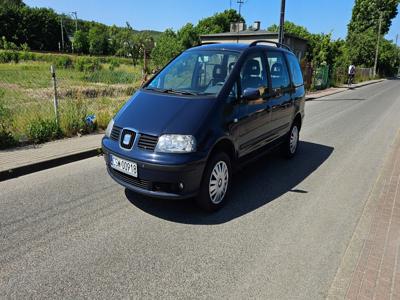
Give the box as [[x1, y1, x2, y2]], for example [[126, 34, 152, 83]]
[[286, 53, 304, 87]]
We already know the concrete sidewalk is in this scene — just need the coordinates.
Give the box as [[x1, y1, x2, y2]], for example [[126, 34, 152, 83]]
[[306, 79, 384, 100], [0, 133, 103, 181]]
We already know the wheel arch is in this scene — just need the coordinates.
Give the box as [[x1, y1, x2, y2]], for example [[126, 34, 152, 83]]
[[207, 137, 237, 164], [293, 112, 302, 130]]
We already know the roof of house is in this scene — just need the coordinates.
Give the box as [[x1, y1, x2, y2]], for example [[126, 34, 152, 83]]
[[187, 42, 294, 54], [200, 30, 308, 42]]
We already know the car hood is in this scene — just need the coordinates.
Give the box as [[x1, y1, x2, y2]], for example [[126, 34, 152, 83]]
[[114, 90, 216, 136]]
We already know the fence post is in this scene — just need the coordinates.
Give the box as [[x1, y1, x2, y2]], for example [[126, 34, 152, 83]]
[[50, 65, 59, 126]]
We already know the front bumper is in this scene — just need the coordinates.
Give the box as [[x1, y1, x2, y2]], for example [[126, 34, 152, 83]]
[[102, 143, 207, 199]]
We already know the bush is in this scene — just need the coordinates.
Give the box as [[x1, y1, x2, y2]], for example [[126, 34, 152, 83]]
[[96, 110, 113, 129], [0, 50, 19, 63], [54, 56, 73, 69], [19, 51, 36, 61], [75, 57, 102, 72], [0, 130, 16, 149], [0, 95, 16, 149], [109, 58, 120, 71], [27, 118, 61, 143], [60, 100, 93, 136], [82, 70, 134, 84]]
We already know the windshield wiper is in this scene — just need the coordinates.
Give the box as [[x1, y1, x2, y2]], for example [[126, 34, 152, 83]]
[[144, 87, 167, 92], [163, 89, 198, 96], [145, 87, 198, 96]]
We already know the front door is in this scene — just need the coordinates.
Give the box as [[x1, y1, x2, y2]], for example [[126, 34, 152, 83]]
[[235, 51, 273, 157]]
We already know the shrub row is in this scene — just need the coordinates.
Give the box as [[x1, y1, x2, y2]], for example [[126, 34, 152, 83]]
[[0, 50, 131, 66]]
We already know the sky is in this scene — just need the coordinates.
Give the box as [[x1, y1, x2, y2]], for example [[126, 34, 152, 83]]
[[24, 0, 400, 42]]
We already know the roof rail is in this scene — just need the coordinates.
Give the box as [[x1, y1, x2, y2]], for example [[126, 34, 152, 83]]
[[249, 40, 292, 52], [200, 42, 218, 45]]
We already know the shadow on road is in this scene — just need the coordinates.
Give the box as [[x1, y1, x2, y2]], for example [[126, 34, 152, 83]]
[[312, 98, 365, 101], [125, 141, 334, 225]]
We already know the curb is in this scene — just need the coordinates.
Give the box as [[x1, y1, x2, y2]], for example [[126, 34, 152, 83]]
[[0, 147, 103, 182], [306, 88, 346, 101], [305, 79, 385, 101]]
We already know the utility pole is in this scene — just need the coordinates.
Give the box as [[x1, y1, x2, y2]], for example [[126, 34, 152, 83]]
[[373, 12, 382, 78], [60, 16, 65, 52], [278, 0, 286, 44], [237, 0, 244, 18], [396, 34, 400, 77], [70, 11, 78, 32]]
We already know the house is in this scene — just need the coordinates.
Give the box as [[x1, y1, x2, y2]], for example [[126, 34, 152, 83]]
[[199, 22, 308, 61]]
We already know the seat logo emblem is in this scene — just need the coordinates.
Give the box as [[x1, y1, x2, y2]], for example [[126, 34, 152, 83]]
[[122, 133, 132, 146]]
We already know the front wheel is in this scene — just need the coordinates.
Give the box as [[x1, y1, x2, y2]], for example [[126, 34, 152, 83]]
[[282, 122, 300, 158], [196, 152, 232, 212]]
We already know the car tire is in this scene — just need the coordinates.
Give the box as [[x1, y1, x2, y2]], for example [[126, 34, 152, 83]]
[[282, 122, 300, 159], [196, 152, 232, 212]]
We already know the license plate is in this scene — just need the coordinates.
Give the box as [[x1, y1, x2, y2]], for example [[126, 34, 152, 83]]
[[110, 154, 137, 177]]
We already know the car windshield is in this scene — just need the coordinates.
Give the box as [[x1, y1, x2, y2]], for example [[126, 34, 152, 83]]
[[146, 50, 239, 96]]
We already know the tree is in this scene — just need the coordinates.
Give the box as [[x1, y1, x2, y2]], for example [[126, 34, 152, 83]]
[[348, 0, 399, 36], [346, 0, 399, 74], [88, 26, 108, 55], [177, 23, 199, 49], [137, 32, 154, 72], [196, 9, 243, 34], [115, 23, 141, 65], [73, 30, 89, 53], [377, 38, 400, 76], [151, 29, 183, 67], [267, 21, 311, 40], [0, 0, 24, 7]]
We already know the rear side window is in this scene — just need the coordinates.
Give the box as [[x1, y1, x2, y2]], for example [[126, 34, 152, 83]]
[[266, 51, 290, 89], [286, 53, 304, 87]]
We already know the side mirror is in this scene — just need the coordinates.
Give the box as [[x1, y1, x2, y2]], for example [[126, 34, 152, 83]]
[[242, 88, 261, 101]]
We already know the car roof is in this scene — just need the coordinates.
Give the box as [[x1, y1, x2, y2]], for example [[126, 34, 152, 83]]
[[187, 42, 293, 54]]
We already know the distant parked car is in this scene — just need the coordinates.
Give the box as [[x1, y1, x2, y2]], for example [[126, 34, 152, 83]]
[[102, 41, 305, 211]]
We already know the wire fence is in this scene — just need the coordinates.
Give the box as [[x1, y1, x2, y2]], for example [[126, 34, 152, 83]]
[[0, 62, 141, 148], [302, 64, 374, 90]]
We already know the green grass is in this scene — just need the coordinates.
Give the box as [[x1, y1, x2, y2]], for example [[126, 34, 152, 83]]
[[0, 57, 142, 147]]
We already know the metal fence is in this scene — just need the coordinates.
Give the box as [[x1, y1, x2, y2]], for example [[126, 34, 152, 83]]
[[301, 63, 374, 90]]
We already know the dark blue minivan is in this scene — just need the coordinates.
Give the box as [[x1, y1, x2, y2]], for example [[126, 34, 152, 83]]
[[102, 41, 305, 211]]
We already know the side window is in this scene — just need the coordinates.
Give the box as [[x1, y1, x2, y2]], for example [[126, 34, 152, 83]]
[[286, 53, 304, 87], [266, 51, 290, 89], [240, 52, 268, 94]]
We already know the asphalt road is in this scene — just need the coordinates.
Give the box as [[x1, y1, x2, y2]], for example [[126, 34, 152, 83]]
[[1, 79, 400, 299]]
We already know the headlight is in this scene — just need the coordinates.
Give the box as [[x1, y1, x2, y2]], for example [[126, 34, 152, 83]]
[[155, 135, 196, 153], [105, 118, 114, 138]]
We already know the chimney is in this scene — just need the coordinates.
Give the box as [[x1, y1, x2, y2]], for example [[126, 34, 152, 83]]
[[253, 21, 261, 31], [230, 22, 246, 32]]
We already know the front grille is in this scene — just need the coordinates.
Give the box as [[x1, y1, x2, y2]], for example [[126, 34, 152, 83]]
[[138, 134, 158, 151], [110, 168, 152, 190], [120, 129, 136, 149], [110, 126, 122, 141]]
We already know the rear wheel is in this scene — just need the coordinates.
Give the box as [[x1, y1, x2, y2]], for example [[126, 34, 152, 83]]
[[282, 122, 300, 158], [196, 152, 231, 212]]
